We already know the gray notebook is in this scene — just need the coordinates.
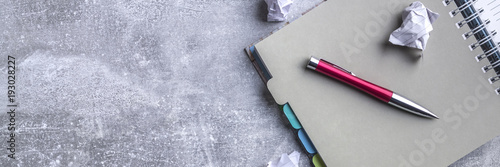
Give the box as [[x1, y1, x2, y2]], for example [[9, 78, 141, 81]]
[[248, 0, 500, 166]]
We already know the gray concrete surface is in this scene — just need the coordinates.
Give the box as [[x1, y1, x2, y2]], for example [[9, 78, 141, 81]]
[[0, 0, 498, 166]]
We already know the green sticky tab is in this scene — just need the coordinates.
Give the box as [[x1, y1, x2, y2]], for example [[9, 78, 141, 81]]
[[312, 154, 327, 167], [283, 103, 302, 129]]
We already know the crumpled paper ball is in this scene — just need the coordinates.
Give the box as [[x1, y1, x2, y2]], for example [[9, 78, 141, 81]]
[[267, 151, 300, 167], [389, 1, 439, 50], [265, 0, 293, 22]]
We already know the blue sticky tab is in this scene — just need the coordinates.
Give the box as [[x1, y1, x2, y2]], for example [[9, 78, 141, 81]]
[[283, 104, 302, 130], [249, 45, 272, 81], [298, 129, 317, 154]]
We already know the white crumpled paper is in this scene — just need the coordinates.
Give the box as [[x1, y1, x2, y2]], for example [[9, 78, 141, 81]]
[[265, 0, 293, 22], [267, 151, 300, 167], [389, 1, 439, 50]]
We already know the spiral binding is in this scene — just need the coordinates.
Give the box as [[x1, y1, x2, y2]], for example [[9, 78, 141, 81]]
[[443, 0, 454, 6], [490, 75, 500, 83], [449, 0, 478, 17], [476, 42, 500, 62], [469, 30, 496, 50], [456, 8, 483, 28], [445, 0, 500, 95], [483, 59, 500, 72], [463, 19, 490, 39]]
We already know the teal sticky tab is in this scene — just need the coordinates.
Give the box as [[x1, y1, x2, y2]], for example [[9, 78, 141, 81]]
[[283, 104, 302, 130], [298, 129, 317, 154]]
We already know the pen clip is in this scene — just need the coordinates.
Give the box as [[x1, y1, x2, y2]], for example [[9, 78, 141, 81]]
[[322, 60, 356, 76]]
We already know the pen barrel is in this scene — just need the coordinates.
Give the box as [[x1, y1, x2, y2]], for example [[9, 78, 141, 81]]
[[315, 59, 393, 102]]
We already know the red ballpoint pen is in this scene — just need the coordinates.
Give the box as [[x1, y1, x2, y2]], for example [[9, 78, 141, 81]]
[[307, 57, 439, 119]]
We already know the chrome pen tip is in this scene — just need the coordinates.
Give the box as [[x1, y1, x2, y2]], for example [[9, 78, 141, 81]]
[[427, 112, 439, 119], [422, 110, 439, 119], [389, 93, 439, 119]]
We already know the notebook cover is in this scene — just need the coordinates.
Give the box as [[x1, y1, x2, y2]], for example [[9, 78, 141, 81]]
[[250, 0, 500, 166]]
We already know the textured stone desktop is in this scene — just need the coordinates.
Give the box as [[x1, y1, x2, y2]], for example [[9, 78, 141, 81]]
[[0, 0, 498, 166]]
